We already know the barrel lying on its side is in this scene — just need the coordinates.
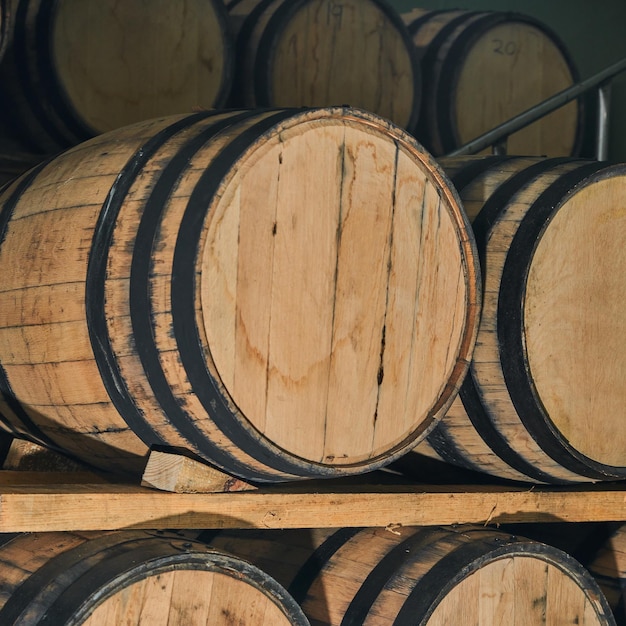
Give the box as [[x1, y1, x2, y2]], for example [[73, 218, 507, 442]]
[[402, 9, 582, 157], [503, 521, 626, 626], [200, 525, 616, 625], [0, 0, 234, 153], [0, 531, 309, 625], [227, 0, 422, 133], [0, 107, 479, 482], [398, 155, 626, 484]]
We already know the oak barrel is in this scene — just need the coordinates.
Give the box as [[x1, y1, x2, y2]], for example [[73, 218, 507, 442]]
[[226, 0, 421, 133], [0, 107, 479, 482], [504, 522, 626, 626], [0, 0, 234, 154], [199, 525, 616, 625], [398, 155, 626, 484], [0, 530, 309, 625], [403, 9, 582, 157]]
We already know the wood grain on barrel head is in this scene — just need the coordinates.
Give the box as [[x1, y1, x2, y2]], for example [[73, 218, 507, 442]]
[[202, 109, 477, 465], [50, 0, 232, 134], [232, 0, 420, 132], [428, 556, 607, 626], [525, 175, 626, 468], [454, 21, 578, 156], [81, 569, 293, 626], [0, 531, 308, 625]]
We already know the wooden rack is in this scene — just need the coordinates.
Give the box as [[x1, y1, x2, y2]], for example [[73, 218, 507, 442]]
[[0, 443, 624, 533]]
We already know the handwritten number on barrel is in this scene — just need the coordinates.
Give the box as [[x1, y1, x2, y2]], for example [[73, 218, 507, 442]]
[[493, 39, 518, 56]]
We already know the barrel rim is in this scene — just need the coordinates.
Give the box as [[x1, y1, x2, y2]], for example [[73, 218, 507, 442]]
[[192, 105, 480, 475], [0, 531, 309, 626], [446, 156, 580, 484], [410, 9, 486, 154], [412, 534, 617, 625], [67, 539, 311, 626]]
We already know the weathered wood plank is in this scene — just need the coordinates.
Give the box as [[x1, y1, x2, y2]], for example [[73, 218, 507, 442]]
[[141, 449, 256, 493], [0, 478, 623, 532]]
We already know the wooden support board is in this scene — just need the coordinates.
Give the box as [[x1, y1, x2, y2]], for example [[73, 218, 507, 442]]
[[0, 472, 623, 532]]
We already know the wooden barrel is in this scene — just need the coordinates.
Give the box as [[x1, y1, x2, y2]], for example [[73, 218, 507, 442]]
[[0, 0, 234, 154], [0, 530, 309, 625], [403, 9, 583, 157], [398, 155, 626, 484], [226, 0, 421, 133], [502, 521, 626, 625], [199, 525, 616, 625], [0, 107, 480, 482]]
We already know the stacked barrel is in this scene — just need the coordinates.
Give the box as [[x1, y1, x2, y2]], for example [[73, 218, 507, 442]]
[[0, 1, 583, 160], [0, 0, 623, 624], [0, 105, 480, 482]]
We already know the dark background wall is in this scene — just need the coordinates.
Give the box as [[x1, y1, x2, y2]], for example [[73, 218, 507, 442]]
[[389, 0, 626, 161]]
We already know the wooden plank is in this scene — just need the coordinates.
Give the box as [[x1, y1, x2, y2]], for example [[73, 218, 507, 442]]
[[0, 478, 623, 532], [141, 449, 256, 493]]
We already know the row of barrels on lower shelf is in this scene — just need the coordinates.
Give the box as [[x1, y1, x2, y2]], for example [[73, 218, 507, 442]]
[[0, 523, 622, 624], [0, 0, 582, 159], [0, 105, 624, 486]]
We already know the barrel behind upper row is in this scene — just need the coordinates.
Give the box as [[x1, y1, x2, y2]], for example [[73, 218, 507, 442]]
[[0, 0, 582, 158]]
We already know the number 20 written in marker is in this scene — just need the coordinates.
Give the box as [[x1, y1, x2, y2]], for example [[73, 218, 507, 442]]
[[493, 39, 518, 55]]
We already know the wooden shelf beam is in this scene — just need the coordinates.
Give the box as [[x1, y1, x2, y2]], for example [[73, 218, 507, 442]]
[[0, 472, 623, 532]]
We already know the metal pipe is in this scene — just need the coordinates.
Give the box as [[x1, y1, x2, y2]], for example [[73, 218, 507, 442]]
[[447, 57, 626, 157], [595, 82, 612, 161], [492, 139, 508, 156]]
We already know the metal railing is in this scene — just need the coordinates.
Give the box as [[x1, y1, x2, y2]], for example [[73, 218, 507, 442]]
[[446, 57, 626, 161]]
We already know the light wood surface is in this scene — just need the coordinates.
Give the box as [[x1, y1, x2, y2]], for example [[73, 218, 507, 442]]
[[203, 525, 615, 625], [405, 10, 580, 157], [409, 156, 626, 484], [229, 0, 421, 132], [52, 0, 232, 133], [525, 175, 626, 468], [0, 107, 479, 481], [0, 530, 308, 625], [81, 569, 296, 626], [453, 20, 579, 156], [0, 474, 623, 532], [0, 0, 234, 152], [142, 449, 256, 493]]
